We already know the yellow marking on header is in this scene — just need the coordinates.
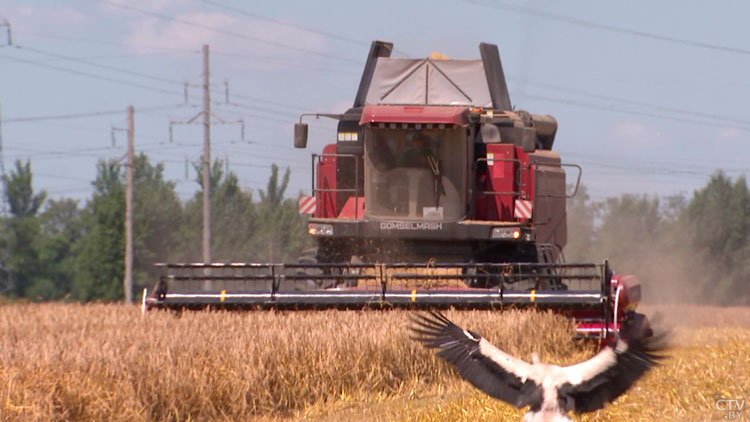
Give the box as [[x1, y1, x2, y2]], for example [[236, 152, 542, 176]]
[[411, 289, 417, 302], [220, 290, 227, 302], [530, 290, 536, 302]]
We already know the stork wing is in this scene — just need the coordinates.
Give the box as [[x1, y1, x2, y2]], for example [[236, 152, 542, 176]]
[[559, 335, 664, 413], [411, 312, 541, 409]]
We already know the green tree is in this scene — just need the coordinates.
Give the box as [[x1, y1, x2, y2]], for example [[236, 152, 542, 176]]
[[73, 161, 124, 301], [3, 160, 46, 298], [251, 164, 309, 262], [594, 194, 661, 258], [131, 154, 182, 295], [177, 158, 258, 262], [685, 172, 750, 304], [564, 185, 597, 262], [584, 193, 698, 303], [177, 161, 308, 263], [30, 198, 83, 300], [74, 155, 182, 301]]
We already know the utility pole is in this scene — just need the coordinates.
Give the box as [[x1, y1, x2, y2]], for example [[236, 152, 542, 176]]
[[169, 44, 241, 265], [201, 44, 212, 265], [0, 103, 12, 294], [0, 17, 11, 45], [123, 105, 134, 304]]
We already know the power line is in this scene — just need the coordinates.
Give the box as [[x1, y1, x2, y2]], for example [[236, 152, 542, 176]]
[[12, 29, 199, 54], [8, 47, 314, 123], [521, 80, 750, 127], [97, 0, 362, 64], [210, 49, 360, 76], [200, 0, 368, 47], [199, 0, 412, 58], [5, 109, 125, 123], [15, 44, 187, 87], [0, 51, 183, 97], [525, 94, 750, 132], [34, 172, 93, 183], [1, 51, 186, 63], [3, 104, 183, 123], [14, 41, 747, 128], [4, 45, 327, 125], [10, 45, 334, 117], [465, 0, 750, 56]]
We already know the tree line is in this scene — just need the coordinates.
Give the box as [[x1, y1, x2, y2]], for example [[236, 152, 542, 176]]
[[1, 155, 309, 302], [1, 155, 748, 305], [566, 172, 750, 305]]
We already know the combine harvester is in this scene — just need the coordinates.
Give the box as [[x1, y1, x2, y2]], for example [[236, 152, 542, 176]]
[[146, 41, 649, 340]]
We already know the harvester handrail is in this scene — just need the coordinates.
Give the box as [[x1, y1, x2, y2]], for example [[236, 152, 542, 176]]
[[474, 157, 523, 197], [311, 152, 360, 218], [532, 161, 583, 199]]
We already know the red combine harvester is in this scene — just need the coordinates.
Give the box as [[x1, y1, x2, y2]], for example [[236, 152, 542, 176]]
[[146, 41, 650, 340]]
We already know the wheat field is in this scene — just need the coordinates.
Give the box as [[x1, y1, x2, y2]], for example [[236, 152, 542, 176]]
[[0, 304, 748, 422]]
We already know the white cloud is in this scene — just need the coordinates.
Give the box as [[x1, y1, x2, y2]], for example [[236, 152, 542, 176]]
[[716, 126, 745, 141], [123, 11, 329, 70], [96, 0, 193, 15], [607, 120, 661, 147], [125, 12, 234, 53], [4, 4, 90, 34], [329, 99, 354, 114], [17, 6, 33, 17]]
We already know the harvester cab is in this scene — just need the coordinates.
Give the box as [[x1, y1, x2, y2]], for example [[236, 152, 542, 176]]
[[147, 41, 650, 342], [295, 41, 573, 268]]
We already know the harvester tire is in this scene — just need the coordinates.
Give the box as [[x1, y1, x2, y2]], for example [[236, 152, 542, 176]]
[[620, 312, 653, 339], [294, 247, 338, 289]]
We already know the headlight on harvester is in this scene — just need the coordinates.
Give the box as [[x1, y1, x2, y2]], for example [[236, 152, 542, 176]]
[[308, 223, 333, 236], [491, 227, 521, 240]]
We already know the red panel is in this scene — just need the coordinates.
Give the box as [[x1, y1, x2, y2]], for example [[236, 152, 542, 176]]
[[475, 144, 516, 221], [612, 274, 641, 311], [515, 147, 533, 222], [517, 148, 533, 206], [315, 144, 338, 218], [337, 196, 365, 220], [359, 105, 469, 126]]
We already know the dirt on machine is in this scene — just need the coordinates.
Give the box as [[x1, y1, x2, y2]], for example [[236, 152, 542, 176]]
[[146, 41, 650, 340]]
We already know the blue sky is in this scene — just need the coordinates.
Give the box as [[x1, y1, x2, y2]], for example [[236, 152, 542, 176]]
[[0, 0, 748, 204]]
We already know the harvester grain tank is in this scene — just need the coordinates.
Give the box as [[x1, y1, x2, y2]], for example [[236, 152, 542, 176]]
[[146, 41, 650, 340]]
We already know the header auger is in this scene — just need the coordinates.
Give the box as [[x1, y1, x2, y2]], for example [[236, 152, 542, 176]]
[[146, 41, 650, 341]]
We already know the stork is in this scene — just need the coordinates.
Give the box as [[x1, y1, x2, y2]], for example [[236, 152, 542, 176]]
[[411, 312, 664, 422]]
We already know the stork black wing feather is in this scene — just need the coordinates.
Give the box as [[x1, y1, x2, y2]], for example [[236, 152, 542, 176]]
[[561, 335, 665, 413], [410, 312, 542, 409]]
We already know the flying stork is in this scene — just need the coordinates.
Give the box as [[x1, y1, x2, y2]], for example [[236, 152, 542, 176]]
[[411, 312, 664, 422]]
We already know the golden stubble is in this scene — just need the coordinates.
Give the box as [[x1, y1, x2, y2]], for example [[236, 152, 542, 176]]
[[0, 304, 747, 422]]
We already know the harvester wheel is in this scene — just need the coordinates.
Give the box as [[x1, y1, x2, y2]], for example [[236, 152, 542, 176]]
[[293, 247, 340, 289], [620, 312, 653, 339]]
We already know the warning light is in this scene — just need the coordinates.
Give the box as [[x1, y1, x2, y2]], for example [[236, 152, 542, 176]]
[[308, 223, 333, 236], [491, 227, 522, 240]]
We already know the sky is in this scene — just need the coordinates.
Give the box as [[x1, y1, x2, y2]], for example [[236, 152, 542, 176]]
[[0, 0, 748, 206]]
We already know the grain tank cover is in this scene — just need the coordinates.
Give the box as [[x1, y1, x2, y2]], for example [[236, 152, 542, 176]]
[[364, 58, 493, 107]]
